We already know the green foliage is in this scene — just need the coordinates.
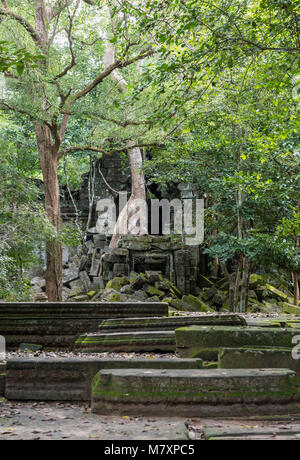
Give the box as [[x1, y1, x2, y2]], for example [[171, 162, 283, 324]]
[[204, 231, 299, 272], [61, 222, 82, 248], [0, 137, 57, 300], [0, 41, 43, 74], [0, 0, 299, 301]]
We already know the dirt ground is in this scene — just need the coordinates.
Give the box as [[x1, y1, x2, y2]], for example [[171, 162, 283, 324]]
[[0, 399, 188, 440], [1, 399, 300, 440]]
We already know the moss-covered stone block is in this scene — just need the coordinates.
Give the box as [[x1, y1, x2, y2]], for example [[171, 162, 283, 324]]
[[266, 284, 289, 302], [218, 347, 300, 382], [130, 273, 147, 289], [145, 285, 165, 298], [282, 302, 300, 315], [105, 277, 128, 292], [181, 295, 212, 312], [176, 325, 299, 360], [147, 296, 161, 303], [249, 274, 264, 288], [92, 368, 300, 417]]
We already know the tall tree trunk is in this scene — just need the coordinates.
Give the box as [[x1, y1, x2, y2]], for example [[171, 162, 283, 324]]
[[221, 262, 235, 312], [35, 124, 62, 301], [294, 271, 299, 306], [294, 237, 299, 306], [240, 256, 250, 313], [233, 253, 243, 312], [109, 141, 147, 248], [33, 1, 63, 301]]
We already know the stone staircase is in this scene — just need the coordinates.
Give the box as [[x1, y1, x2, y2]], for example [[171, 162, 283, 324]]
[[4, 357, 202, 402], [0, 302, 168, 349], [2, 305, 300, 419], [75, 314, 246, 353]]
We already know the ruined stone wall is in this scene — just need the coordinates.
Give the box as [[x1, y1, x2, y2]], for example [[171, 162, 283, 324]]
[[60, 153, 131, 226]]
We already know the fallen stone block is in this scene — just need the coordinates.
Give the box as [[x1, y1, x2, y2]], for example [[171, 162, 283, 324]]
[[5, 358, 202, 401], [76, 331, 176, 352], [176, 326, 300, 360], [19, 343, 43, 352], [282, 303, 300, 315], [92, 368, 300, 417], [180, 295, 213, 312], [218, 347, 300, 384], [99, 314, 246, 333]]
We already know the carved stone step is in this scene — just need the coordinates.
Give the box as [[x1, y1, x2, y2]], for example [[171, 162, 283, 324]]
[[0, 302, 168, 318], [0, 302, 168, 349], [92, 368, 300, 417]]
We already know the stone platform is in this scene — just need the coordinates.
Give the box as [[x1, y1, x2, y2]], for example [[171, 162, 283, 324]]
[[92, 368, 300, 417], [0, 302, 168, 349], [176, 326, 299, 360], [4, 358, 202, 401], [76, 314, 247, 353]]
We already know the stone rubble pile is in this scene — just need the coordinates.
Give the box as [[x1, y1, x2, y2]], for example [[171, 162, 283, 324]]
[[197, 273, 300, 314], [30, 268, 299, 315], [30, 231, 299, 314]]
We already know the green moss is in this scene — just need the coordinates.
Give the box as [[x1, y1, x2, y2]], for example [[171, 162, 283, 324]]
[[93, 386, 300, 402], [249, 274, 264, 287], [145, 285, 164, 298], [266, 284, 288, 301], [282, 302, 300, 315], [202, 362, 218, 369], [105, 277, 128, 292], [181, 295, 212, 312]]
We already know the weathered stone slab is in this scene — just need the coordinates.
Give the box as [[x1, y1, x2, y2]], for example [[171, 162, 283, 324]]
[[99, 314, 246, 333], [5, 358, 202, 401], [92, 368, 300, 417], [176, 326, 299, 360], [0, 302, 168, 349], [75, 331, 176, 352], [218, 347, 300, 384]]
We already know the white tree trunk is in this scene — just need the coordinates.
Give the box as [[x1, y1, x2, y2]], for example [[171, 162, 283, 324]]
[[103, 43, 148, 248]]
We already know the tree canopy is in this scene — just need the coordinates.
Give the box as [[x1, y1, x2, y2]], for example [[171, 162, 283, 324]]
[[0, 0, 299, 307]]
